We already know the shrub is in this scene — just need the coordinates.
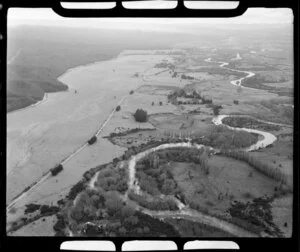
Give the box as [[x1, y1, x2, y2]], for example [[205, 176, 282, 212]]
[[40, 205, 60, 215], [67, 180, 86, 200], [212, 105, 222, 116], [124, 215, 139, 226], [53, 216, 66, 232], [88, 136, 97, 145], [133, 109, 148, 122], [233, 100, 239, 105], [24, 204, 41, 214], [51, 164, 63, 176], [105, 193, 124, 216], [222, 117, 281, 131], [116, 105, 121, 111], [206, 125, 258, 149], [129, 90, 134, 95], [159, 101, 163, 106], [128, 191, 179, 211]]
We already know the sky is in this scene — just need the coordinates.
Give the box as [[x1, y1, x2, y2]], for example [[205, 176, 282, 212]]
[[8, 3, 293, 32]]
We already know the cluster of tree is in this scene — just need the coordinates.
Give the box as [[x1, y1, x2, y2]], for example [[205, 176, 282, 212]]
[[181, 74, 194, 80], [118, 140, 166, 162], [154, 62, 175, 69], [169, 218, 232, 237], [64, 185, 180, 236], [67, 180, 86, 200], [167, 89, 212, 105], [128, 191, 178, 211], [222, 117, 281, 131], [103, 211, 178, 237], [228, 197, 283, 237], [24, 203, 41, 214], [112, 138, 186, 165], [133, 109, 148, 122], [130, 211, 179, 237], [51, 164, 63, 176], [206, 125, 258, 149], [69, 189, 113, 223], [108, 128, 154, 138], [83, 163, 109, 181], [136, 148, 211, 195], [95, 166, 128, 193], [40, 205, 60, 215], [168, 89, 200, 99], [221, 150, 289, 186], [179, 100, 201, 105], [136, 167, 179, 196], [53, 213, 67, 236], [211, 104, 222, 116], [151, 101, 163, 106], [24, 203, 59, 215], [88, 136, 97, 145]]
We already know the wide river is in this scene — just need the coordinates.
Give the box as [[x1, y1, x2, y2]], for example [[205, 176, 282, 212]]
[[6, 52, 162, 209]]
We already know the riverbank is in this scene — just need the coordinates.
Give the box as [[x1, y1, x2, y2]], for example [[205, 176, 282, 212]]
[[7, 58, 122, 114]]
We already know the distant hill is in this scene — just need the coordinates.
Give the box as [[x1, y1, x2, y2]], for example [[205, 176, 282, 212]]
[[7, 24, 291, 112], [7, 25, 193, 112]]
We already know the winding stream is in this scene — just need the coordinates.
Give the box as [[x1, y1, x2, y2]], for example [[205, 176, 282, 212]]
[[205, 57, 256, 89], [122, 56, 280, 237], [128, 56, 278, 193]]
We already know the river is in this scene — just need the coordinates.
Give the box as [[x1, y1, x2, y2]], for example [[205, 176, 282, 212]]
[[6, 51, 160, 211], [7, 51, 280, 237], [205, 57, 256, 89]]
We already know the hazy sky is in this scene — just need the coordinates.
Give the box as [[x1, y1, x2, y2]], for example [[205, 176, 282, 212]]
[[8, 5, 293, 32]]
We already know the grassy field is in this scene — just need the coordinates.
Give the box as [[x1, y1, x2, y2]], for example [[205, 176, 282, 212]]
[[170, 156, 279, 214]]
